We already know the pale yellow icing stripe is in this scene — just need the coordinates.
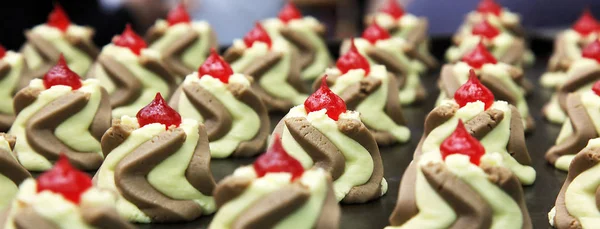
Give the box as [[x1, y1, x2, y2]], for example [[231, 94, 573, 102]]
[[54, 79, 103, 154], [306, 109, 377, 200]]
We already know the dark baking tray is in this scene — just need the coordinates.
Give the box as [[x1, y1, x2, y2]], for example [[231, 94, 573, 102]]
[[129, 37, 562, 229]]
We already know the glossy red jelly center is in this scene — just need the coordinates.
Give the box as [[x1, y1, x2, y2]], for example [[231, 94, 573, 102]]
[[461, 41, 498, 68], [253, 134, 304, 180], [582, 39, 600, 63], [362, 22, 391, 44], [36, 154, 92, 204], [454, 69, 495, 110], [337, 40, 370, 74], [593, 80, 600, 96], [199, 48, 234, 84], [243, 22, 272, 48], [136, 93, 182, 129], [476, 0, 502, 16], [47, 4, 70, 32], [113, 24, 147, 55], [440, 121, 486, 165], [43, 54, 82, 90], [472, 19, 500, 39], [573, 9, 599, 36], [278, 2, 303, 23], [379, 0, 405, 19], [304, 76, 347, 120], [167, 3, 191, 26], [0, 45, 6, 59]]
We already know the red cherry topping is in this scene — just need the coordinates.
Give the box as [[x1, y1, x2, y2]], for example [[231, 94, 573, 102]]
[[198, 48, 233, 83], [582, 39, 600, 63], [379, 0, 405, 20], [304, 76, 347, 120], [43, 54, 82, 90], [337, 40, 370, 75], [167, 3, 191, 26], [461, 41, 498, 68], [243, 22, 272, 49], [47, 4, 71, 32], [36, 154, 92, 204], [278, 2, 303, 23], [113, 24, 147, 55], [253, 134, 304, 180], [440, 121, 486, 165], [593, 80, 600, 96], [0, 45, 6, 59], [573, 9, 599, 36], [136, 93, 182, 129], [454, 69, 495, 110], [471, 19, 500, 39], [362, 22, 391, 44], [476, 0, 502, 16]]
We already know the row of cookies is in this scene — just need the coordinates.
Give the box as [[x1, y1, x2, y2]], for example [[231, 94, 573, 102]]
[[539, 8, 600, 229], [385, 3, 600, 229], [0, 1, 425, 228], [0, 0, 547, 229], [0, 52, 369, 228], [386, 0, 539, 228]]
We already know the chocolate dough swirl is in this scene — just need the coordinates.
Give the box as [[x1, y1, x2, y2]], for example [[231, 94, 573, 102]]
[[169, 76, 270, 157], [314, 73, 407, 145], [20, 29, 98, 81], [11, 85, 111, 171], [388, 162, 532, 229], [364, 15, 438, 69], [272, 115, 386, 203], [86, 54, 178, 111], [552, 146, 600, 229], [0, 134, 31, 189], [97, 119, 216, 222], [546, 93, 599, 166], [0, 59, 30, 132], [546, 33, 594, 73], [438, 64, 534, 131], [450, 35, 530, 68], [3, 205, 135, 229], [458, 12, 526, 40], [542, 59, 600, 123], [275, 22, 333, 79], [223, 44, 308, 112], [340, 39, 427, 104], [413, 103, 531, 166], [556, 63, 600, 112], [212, 170, 340, 229], [146, 23, 219, 77]]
